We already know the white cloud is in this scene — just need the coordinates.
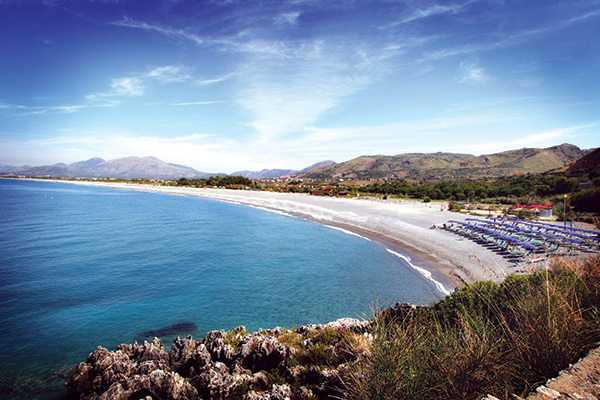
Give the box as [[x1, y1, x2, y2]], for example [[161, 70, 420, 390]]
[[145, 65, 191, 83], [233, 35, 395, 140], [171, 133, 217, 141], [2, 131, 248, 172], [511, 122, 600, 147], [458, 62, 491, 84], [109, 17, 399, 141], [88, 65, 203, 100], [110, 77, 145, 96], [274, 11, 300, 26], [3, 117, 597, 173], [238, 67, 371, 140]]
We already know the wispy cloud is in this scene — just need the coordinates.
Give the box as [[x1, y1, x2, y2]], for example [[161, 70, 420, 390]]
[[171, 133, 217, 141], [112, 17, 205, 45], [566, 8, 600, 23], [417, 4, 600, 64], [274, 11, 300, 26], [236, 51, 375, 140], [416, 121, 600, 155], [511, 122, 600, 147], [111, 16, 400, 140], [458, 61, 491, 84], [3, 65, 200, 116], [195, 72, 235, 86], [110, 77, 144, 96], [170, 101, 225, 106], [1, 101, 119, 116], [3, 130, 247, 172], [91, 65, 192, 99], [145, 65, 191, 83], [398, 3, 468, 24]]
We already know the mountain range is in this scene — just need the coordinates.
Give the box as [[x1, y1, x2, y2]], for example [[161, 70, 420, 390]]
[[0, 156, 225, 180], [230, 161, 335, 179], [297, 143, 589, 181], [559, 146, 600, 178], [0, 144, 594, 181]]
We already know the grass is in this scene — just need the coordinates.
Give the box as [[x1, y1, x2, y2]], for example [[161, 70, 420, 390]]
[[343, 256, 600, 400], [223, 327, 248, 350]]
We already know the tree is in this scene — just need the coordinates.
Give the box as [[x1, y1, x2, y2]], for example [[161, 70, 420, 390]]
[[571, 189, 600, 213]]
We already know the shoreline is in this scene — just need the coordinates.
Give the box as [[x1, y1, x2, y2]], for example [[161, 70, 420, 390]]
[[39, 180, 516, 288]]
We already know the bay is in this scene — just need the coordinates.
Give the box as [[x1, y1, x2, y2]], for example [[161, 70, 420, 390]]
[[0, 179, 442, 399]]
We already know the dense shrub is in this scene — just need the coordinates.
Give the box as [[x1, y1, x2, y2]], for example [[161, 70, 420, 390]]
[[344, 257, 600, 400]]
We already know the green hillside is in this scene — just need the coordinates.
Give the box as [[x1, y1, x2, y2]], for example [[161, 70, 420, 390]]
[[299, 144, 586, 181]]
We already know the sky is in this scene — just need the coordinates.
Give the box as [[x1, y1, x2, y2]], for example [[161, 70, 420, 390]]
[[1, 0, 599, 173]]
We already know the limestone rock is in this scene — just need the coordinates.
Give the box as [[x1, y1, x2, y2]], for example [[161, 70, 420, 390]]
[[66, 314, 378, 399]]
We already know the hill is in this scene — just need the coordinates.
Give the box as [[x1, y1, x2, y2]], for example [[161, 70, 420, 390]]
[[297, 144, 587, 181], [0, 156, 223, 180], [562, 147, 600, 178], [230, 168, 299, 180], [232, 160, 335, 179]]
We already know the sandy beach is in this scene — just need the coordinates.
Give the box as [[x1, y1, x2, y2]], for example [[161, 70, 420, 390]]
[[53, 181, 517, 289]]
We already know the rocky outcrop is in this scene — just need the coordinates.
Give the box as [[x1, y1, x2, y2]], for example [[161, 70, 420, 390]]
[[66, 318, 370, 400]]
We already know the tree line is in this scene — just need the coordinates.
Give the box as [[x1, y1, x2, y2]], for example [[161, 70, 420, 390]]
[[175, 176, 254, 188], [359, 175, 584, 202]]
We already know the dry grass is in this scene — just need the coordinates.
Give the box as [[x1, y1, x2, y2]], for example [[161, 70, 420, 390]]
[[343, 256, 600, 400]]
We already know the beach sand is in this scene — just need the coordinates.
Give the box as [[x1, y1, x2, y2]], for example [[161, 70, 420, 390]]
[[55, 181, 517, 289]]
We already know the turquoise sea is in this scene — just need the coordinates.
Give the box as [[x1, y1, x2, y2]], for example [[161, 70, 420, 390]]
[[0, 179, 443, 399]]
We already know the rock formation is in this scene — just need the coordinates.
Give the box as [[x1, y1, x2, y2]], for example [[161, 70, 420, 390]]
[[65, 318, 371, 400]]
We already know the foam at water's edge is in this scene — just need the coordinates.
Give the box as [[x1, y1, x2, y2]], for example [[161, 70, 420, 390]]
[[325, 225, 372, 241], [387, 249, 452, 296]]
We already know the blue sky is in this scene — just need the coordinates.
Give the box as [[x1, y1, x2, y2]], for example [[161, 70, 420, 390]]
[[1, 0, 599, 173]]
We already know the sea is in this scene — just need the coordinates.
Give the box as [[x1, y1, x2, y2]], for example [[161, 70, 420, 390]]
[[0, 178, 444, 399]]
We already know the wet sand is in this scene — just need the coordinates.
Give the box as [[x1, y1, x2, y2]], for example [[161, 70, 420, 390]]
[[55, 181, 516, 288]]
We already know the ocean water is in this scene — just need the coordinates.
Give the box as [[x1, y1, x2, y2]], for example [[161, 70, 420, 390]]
[[0, 179, 443, 399]]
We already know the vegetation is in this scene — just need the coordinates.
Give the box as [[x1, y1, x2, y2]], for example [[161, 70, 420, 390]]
[[258, 171, 599, 222], [23, 146, 598, 221], [358, 174, 582, 202], [299, 144, 585, 181], [175, 175, 255, 188], [344, 256, 600, 400]]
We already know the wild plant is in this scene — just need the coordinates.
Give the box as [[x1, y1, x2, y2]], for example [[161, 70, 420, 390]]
[[343, 256, 600, 400]]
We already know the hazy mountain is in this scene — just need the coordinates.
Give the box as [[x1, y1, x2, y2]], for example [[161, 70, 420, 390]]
[[299, 160, 336, 174], [0, 145, 589, 181], [231, 168, 299, 179], [231, 160, 336, 179], [0, 156, 222, 179], [296, 144, 587, 180], [0, 163, 32, 174]]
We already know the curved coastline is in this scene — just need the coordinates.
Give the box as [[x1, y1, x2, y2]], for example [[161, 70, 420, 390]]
[[46, 180, 515, 288]]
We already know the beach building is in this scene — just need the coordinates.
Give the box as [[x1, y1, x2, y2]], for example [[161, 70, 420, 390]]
[[509, 202, 553, 218]]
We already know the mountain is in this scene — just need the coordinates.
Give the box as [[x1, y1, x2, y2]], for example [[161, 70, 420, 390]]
[[0, 156, 223, 179], [231, 160, 336, 179], [0, 163, 32, 175], [0, 145, 590, 181], [561, 147, 600, 178], [296, 144, 587, 181], [299, 160, 336, 174], [231, 168, 299, 179]]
